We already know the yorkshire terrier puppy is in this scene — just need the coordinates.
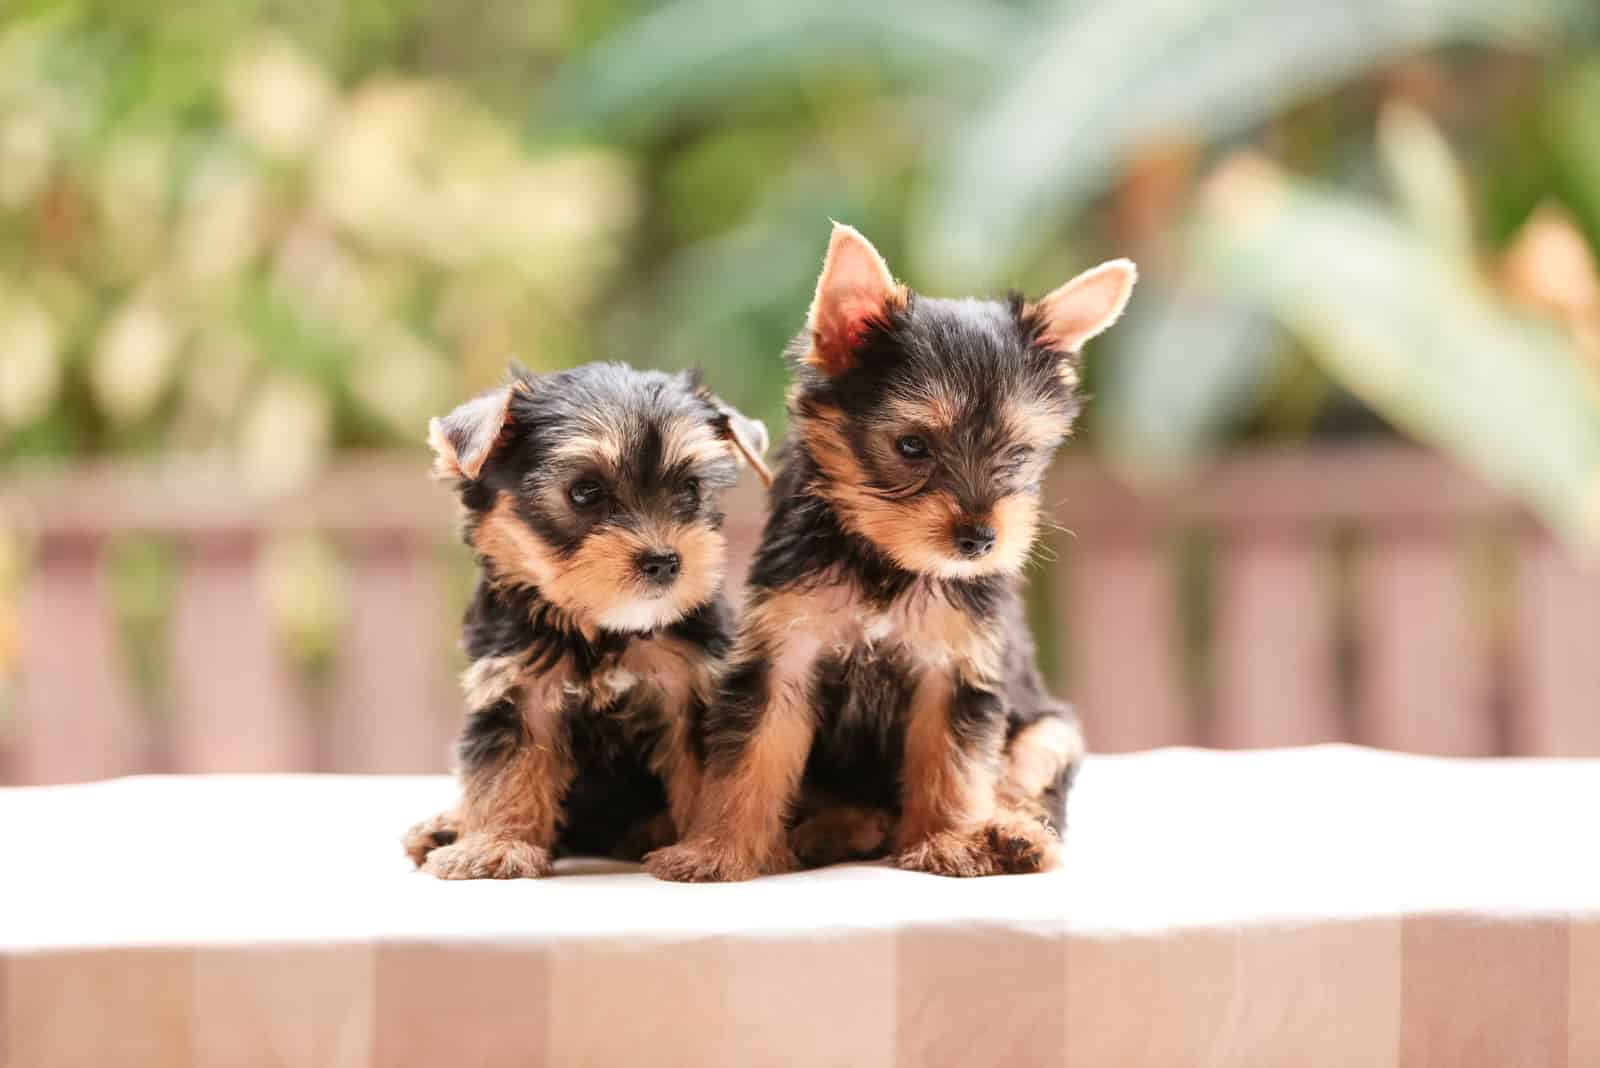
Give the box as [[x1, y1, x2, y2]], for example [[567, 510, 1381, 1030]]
[[646, 224, 1135, 881], [404, 362, 769, 879]]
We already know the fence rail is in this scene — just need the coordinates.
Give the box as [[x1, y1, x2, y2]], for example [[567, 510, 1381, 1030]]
[[2, 445, 1596, 785]]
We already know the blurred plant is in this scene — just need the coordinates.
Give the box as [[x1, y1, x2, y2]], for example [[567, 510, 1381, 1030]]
[[260, 532, 346, 680], [1193, 132, 1600, 546], [0, 14, 637, 485], [0, 527, 19, 699], [105, 536, 178, 713], [562, 0, 1600, 547], [4, 0, 1600, 547], [909, 0, 1597, 284]]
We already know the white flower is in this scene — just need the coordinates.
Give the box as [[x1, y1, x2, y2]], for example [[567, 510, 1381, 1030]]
[[270, 224, 381, 335], [224, 32, 335, 161], [91, 297, 179, 426], [0, 110, 53, 209], [240, 373, 331, 493], [351, 327, 452, 437], [178, 155, 265, 288], [0, 295, 60, 428], [312, 81, 436, 253]]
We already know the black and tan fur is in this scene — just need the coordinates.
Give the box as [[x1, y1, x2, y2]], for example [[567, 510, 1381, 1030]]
[[647, 224, 1134, 881], [403, 362, 768, 878]]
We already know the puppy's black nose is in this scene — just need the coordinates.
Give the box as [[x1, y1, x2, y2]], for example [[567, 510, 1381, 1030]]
[[637, 549, 681, 586], [953, 524, 997, 559]]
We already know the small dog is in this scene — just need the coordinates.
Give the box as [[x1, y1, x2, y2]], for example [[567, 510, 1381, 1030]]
[[404, 362, 769, 878], [646, 224, 1135, 881]]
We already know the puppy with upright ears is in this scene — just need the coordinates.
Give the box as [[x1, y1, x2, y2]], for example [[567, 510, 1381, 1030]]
[[646, 224, 1134, 881], [404, 361, 769, 878]]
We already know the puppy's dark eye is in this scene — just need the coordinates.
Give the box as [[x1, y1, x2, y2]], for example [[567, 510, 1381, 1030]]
[[896, 435, 930, 460], [679, 478, 701, 506], [568, 480, 604, 507]]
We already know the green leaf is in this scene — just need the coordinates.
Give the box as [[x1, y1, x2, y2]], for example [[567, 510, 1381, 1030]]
[[1547, 58, 1600, 246], [1192, 163, 1600, 548], [1095, 280, 1279, 479], [914, 0, 1597, 288], [600, 183, 866, 433], [548, 0, 1018, 130], [1377, 100, 1475, 261]]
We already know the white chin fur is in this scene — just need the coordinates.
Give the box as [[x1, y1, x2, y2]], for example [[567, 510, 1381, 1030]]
[[597, 596, 684, 633], [925, 556, 1006, 581]]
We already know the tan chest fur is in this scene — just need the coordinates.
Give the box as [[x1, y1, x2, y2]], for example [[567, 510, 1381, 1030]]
[[754, 581, 1002, 684], [461, 633, 711, 738], [865, 589, 1000, 680], [611, 633, 714, 715]]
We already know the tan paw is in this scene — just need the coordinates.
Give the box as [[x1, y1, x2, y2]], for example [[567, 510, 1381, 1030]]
[[643, 838, 796, 883], [897, 815, 1061, 878], [982, 810, 1062, 874], [402, 811, 460, 868], [422, 835, 552, 880], [790, 806, 893, 868], [895, 829, 1003, 877]]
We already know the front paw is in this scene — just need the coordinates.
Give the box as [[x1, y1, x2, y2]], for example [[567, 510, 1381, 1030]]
[[895, 829, 1001, 878], [896, 814, 1060, 878], [643, 839, 797, 883], [422, 834, 552, 880], [402, 811, 460, 868], [981, 810, 1062, 874]]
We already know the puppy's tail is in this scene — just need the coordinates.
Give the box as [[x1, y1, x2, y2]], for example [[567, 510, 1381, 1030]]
[[997, 711, 1084, 834]]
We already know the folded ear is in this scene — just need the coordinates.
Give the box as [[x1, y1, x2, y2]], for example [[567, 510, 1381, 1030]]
[[427, 386, 514, 481], [709, 400, 773, 489], [804, 222, 904, 377], [1031, 258, 1138, 362]]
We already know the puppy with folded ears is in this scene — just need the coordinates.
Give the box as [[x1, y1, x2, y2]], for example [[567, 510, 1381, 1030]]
[[404, 361, 770, 879], [646, 224, 1135, 881]]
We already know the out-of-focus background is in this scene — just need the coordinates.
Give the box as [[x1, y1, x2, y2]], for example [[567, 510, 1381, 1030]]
[[2, 0, 1598, 784]]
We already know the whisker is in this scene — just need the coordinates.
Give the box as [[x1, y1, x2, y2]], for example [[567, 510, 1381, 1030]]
[[1027, 541, 1061, 566]]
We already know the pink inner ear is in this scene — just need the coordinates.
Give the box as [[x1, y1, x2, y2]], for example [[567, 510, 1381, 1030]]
[[814, 287, 889, 367], [1037, 259, 1137, 353], [808, 224, 899, 375]]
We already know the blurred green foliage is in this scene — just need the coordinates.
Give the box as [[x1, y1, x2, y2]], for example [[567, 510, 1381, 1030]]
[[2, 0, 1600, 540], [0, 0, 639, 484]]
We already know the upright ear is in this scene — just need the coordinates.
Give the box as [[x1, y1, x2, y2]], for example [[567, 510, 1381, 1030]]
[[427, 386, 514, 481], [804, 222, 904, 377], [709, 400, 773, 489], [1031, 258, 1138, 365]]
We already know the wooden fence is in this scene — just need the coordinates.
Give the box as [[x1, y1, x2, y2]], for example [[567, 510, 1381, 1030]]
[[2, 445, 1596, 785]]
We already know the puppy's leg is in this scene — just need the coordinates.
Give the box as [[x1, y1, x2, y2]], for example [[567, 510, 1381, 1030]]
[[654, 684, 706, 839], [618, 666, 707, 863], [998, 706, 1084, 833], [896, 672, 1059, 876], [423, 695, 574, 880], [612, 809, 678, 862], [895, 671, 1003, 877], [789, 804, 893, 868], [645, 621, 819, 882]]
